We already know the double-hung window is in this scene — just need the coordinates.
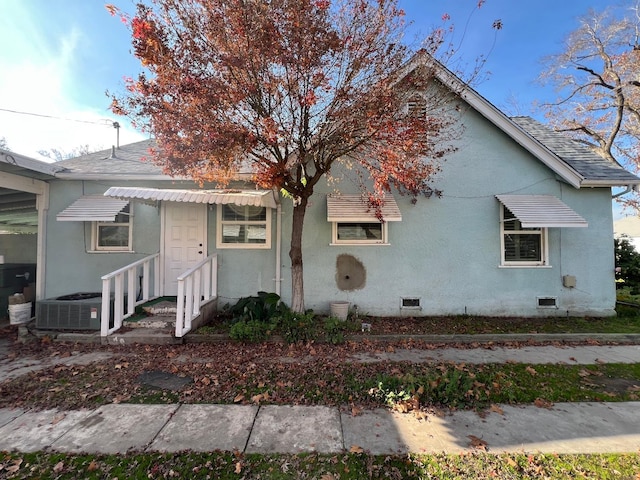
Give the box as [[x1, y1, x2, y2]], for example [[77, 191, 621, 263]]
[[217, 204, 271, 248], [500, 205, 547, 266], [93, 204, 132, 251]]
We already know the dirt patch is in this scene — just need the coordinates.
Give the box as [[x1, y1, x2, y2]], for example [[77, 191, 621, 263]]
[[585, 376, 640, 395]]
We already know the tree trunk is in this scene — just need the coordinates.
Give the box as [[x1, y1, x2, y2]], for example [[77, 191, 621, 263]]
[[289, 198, 308, 313]]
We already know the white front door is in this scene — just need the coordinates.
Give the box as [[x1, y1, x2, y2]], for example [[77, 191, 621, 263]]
[[162, 202, 207, 295]]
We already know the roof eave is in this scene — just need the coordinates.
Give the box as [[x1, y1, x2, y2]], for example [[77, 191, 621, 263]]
[[53, 173, 187, 181], [579, 179, 640, 188], [53, 172, 255, 182], [0, 149, 63, 177]]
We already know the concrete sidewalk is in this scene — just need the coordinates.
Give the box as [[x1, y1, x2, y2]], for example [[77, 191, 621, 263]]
[[1, 342, 639, 456], [0, 402, 638, 455]]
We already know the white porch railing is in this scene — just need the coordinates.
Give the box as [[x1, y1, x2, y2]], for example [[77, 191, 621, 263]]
[[175, 254, 218, 338], [100, 253, 160, 337]]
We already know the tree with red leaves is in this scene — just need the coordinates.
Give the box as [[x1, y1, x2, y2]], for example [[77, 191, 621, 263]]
[[108, 0, 473, 312]]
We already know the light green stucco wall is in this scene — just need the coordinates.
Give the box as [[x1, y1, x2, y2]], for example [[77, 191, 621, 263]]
[[43, 178, 278, 302], [277, 107, 616, 317], [42, 107, 616, 316]]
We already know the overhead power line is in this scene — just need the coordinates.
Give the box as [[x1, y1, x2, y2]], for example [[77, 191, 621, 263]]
[[0, 107, 116, 127]]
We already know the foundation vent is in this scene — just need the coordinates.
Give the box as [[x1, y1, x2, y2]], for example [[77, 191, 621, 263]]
[[537, 297, 558, 309], [401, 297, 421, 309]]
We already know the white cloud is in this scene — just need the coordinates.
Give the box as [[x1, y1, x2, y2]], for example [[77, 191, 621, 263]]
[[0, 5, 144, 161]]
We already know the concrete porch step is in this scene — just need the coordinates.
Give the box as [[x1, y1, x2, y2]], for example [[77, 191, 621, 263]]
[[124, 316, 176, 329], [124, 300, 177, 329]]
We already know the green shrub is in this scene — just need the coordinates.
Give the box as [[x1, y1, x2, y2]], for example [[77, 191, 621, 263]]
[[229, 319, 273, 343], [275, 310, 318, 344], [323, 316, 347, 344], [228, 291, 288, 323]]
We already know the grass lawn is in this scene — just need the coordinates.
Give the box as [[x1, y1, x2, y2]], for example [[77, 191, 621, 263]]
[[2, 451, 639, 479], [4, 293, 640, 479], [2, 342, 640, 411]]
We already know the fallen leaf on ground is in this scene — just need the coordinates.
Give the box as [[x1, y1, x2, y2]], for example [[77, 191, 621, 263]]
[[468, 435, 488, 451], [51, 413, 66, 425], [251, 393, 269, 404], [53, 461, 64, 473], [489, 404, 504, 415], [350, 444, 364, 453], [233, 394, 245, 403], [525, 366, 537, 376], [4, 458, 23, 473], [413, 410, 428, 421], [534, 398, 553, 409]]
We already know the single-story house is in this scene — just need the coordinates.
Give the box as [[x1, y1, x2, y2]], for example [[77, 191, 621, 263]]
[[2, 54, 639, 336]]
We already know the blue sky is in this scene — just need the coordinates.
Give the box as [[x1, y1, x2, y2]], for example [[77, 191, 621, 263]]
[[0, 0, 624, 160]]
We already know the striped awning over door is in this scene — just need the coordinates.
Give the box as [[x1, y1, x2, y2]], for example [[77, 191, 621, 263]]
[[104, 186, 277, 209]]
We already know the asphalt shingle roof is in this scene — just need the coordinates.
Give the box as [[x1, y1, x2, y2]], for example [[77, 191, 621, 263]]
[[55, 139, 164, 176], [510, 116, 639, 185], [53, 117, 640, 186]]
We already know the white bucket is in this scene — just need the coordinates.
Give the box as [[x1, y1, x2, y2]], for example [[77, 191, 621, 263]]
[[9, 302, 32, 325], [330, 301, 350, 321]]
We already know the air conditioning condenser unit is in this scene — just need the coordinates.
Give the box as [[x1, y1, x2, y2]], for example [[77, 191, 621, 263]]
[[35, 292, 115, 330]]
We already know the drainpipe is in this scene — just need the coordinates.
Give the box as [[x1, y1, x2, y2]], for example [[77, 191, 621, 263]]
[[275, 201, 282, 296], [612, 185, 633, 199]]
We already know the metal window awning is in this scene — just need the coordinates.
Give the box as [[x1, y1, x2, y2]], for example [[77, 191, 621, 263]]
[[56, 196, 129, 222], [496, 194, 588, 228], [104, 186, 278, 209], [326, 194, 402, 222]]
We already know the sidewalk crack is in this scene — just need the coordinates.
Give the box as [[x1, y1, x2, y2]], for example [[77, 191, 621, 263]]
[[243, 405, 261, 453]]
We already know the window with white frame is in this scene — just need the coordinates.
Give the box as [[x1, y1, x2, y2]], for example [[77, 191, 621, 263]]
[[93, 204, 132, 251], [217, 204, 271, 248], [326, 194, 401, 246], [500, 205, 547, 266], [332, 221, 388, 245]]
